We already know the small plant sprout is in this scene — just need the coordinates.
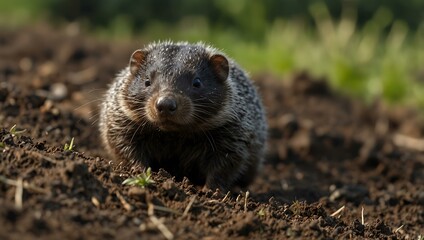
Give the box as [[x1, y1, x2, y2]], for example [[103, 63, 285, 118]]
[[9, 124, 26, 136], [64, 137, 75, 151], [258, 208, 266, 217], [122, 167, 155, 188]]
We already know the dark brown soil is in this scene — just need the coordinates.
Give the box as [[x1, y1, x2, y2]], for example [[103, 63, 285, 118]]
[[0, 24, 423, 240]]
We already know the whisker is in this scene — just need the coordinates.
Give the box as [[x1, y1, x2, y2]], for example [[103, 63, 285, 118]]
[[73, 98, 104, 111]]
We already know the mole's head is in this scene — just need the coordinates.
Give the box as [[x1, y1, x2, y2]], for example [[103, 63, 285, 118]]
[[122, 42, 231, 132]]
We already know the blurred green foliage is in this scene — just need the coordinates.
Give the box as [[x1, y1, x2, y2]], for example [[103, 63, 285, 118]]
[[1, 0, 424, 108], [40, 0, 424, 40]]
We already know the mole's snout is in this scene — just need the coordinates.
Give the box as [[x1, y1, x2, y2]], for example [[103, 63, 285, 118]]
[[156, 96, 177, 115]]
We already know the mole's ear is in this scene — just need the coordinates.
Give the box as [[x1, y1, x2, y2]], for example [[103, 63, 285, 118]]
[[210, 54, 229, 81], [129, 49, 147, 75]]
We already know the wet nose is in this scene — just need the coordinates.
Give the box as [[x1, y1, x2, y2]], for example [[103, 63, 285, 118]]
[[156, 96, 177, 115]]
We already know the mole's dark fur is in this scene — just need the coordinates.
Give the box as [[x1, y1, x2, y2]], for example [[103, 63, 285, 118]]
[[99, 41, 267, 190]]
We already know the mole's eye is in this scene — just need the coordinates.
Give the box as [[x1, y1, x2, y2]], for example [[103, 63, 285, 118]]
[[192, 77, 202, 88], [145, 79, 151, 87]]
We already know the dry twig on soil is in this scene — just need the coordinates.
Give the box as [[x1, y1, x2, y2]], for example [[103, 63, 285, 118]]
[[393, 134, 424, 152], [15, 178, 23, 210], [153, 205, 181, 216], [91, 196, 100, 208], [149, 215, 174, 240], [244, 191, 250, 213], [221, 191, 231, 202], [183, 196, 196, 216], [394, 224, 404, 233], [115, 191, 133, 211], [330, 205, 345, 217], [145, 197, 174, 240], [0, 175, 48, 194]]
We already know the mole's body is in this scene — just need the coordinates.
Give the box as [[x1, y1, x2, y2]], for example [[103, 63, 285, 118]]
[[99, 42, 267, 190]]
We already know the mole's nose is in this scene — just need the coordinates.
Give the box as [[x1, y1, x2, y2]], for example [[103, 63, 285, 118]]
[[156, 96, 177, 115]]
